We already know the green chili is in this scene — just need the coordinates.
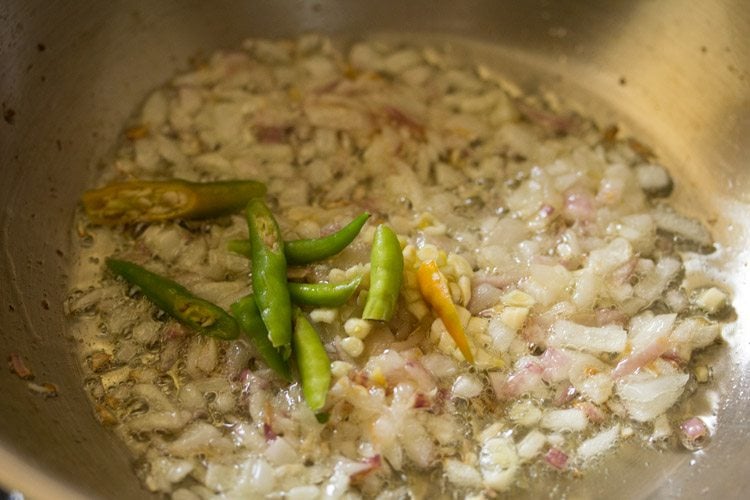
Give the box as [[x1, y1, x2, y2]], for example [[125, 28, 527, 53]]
[[227, 239, 253, 259], [106, 258, 239, 340], [293, 311, 331, 412], [227, 212, 370, 265], [284, 212, 370, 265], [82, 179, 266, 225], [246, 198, 292, 354], [230, 296, 292, 381], [362, 224, 403, 321], [288, 276, 362, 307]]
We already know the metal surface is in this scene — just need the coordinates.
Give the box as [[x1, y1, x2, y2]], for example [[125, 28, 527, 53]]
[[1, 1, 748, 498]]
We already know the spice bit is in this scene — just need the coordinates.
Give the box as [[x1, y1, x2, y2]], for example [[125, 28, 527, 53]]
[[627, 137, 655, 159], [95, 404, 118, 426], [88, 351, 113, 373], [601, 124, 619, 144], [8, 352, 34, 380], [27, 381, 59, 398], [125, 124, 149, 140]]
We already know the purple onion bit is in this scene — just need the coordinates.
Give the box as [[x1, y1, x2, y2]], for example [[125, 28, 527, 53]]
[[679, 417, 709, 451]]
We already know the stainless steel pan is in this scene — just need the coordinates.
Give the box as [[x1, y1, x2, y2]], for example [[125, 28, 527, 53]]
[[1, 1, 748, 498]]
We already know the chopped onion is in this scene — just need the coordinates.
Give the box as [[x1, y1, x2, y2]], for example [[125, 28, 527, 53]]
[[444, 459, 483, 488], [264, 437, 298, 466], [480, 436, 519, 491], [539, 348, 572, 383], [653, 206, 713, 248], [616, 372, 689, 422], [493, 359, 545, 399], [65, 35, 730, 497], [548, 320, 627, 354], [286, 486, 321, 500], [452, 374, 483, 399], [576, 425, 619, 462], [127, 410, 191, 433], [612, 313, 676, 379], [228, 457, 276, 496], [573, 373, 613, 405], [517, 430, 547, 462], [205, 463, 239, 493], [508, 400, 543, 427], [635, 164, 672, 195], [544, 447, 568, 470], [400, 417, 435, 468], [420, 353, 459, 378], [577, 401, 606, 423], [651, 414, 672, 441], [145, 456, 194, 492], [488, 315, 516, 353], [679, 417, 709, 450], [670, 318, 721, 360], [166, 422, 234, 457], [540, 408, 588, 432], [468, 282, 504, 314]]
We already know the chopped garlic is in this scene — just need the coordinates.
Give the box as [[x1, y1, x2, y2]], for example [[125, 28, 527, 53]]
[[416, 244, 441, 263], [344, 318, 372, 339], [466, 316, 489, 337], [517, 430, 546, 461], [286, 486, 320, 500], [448, 253, 474, 278], [327, 268, 347, 282], [508, 400, 542, 427], [100, 366, 131, 389], [501, 290, 536, 308], [310, 308, 338, 323], [458, 275, 472, 306], [694, 365, 710, 383], [407, 300, 430, 320], [452, 374, 483, 399], [499, 306, 529, 331], [651, 414, 672, 441], [480, 436, 519, 491], [444, 459, 483, 488], [340, 337, 364, 357], [694, 287, 727, 314], [540, 408, 588, 432], [331, 361, 353, 379]]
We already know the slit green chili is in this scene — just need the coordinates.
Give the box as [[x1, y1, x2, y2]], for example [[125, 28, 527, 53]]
[[106, 258, 239, 340], [83, 179, 266, 225], [293, 311, 331, 412], [246, 198, 292, 355], [288, 276, 362, 307], [227, 212, 370, 264], [230, 295, 292, 380], [362, 224, 403, 321]]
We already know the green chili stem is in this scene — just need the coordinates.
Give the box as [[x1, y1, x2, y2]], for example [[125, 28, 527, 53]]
[[288, 276, 362, 307], [106, 258, 239, 340], [231, 296, 292, 380], [362, 224, 403, 321], [293, 311, 331, 412], [83, 179, 266, 225], [246, 198, 292, 355]]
